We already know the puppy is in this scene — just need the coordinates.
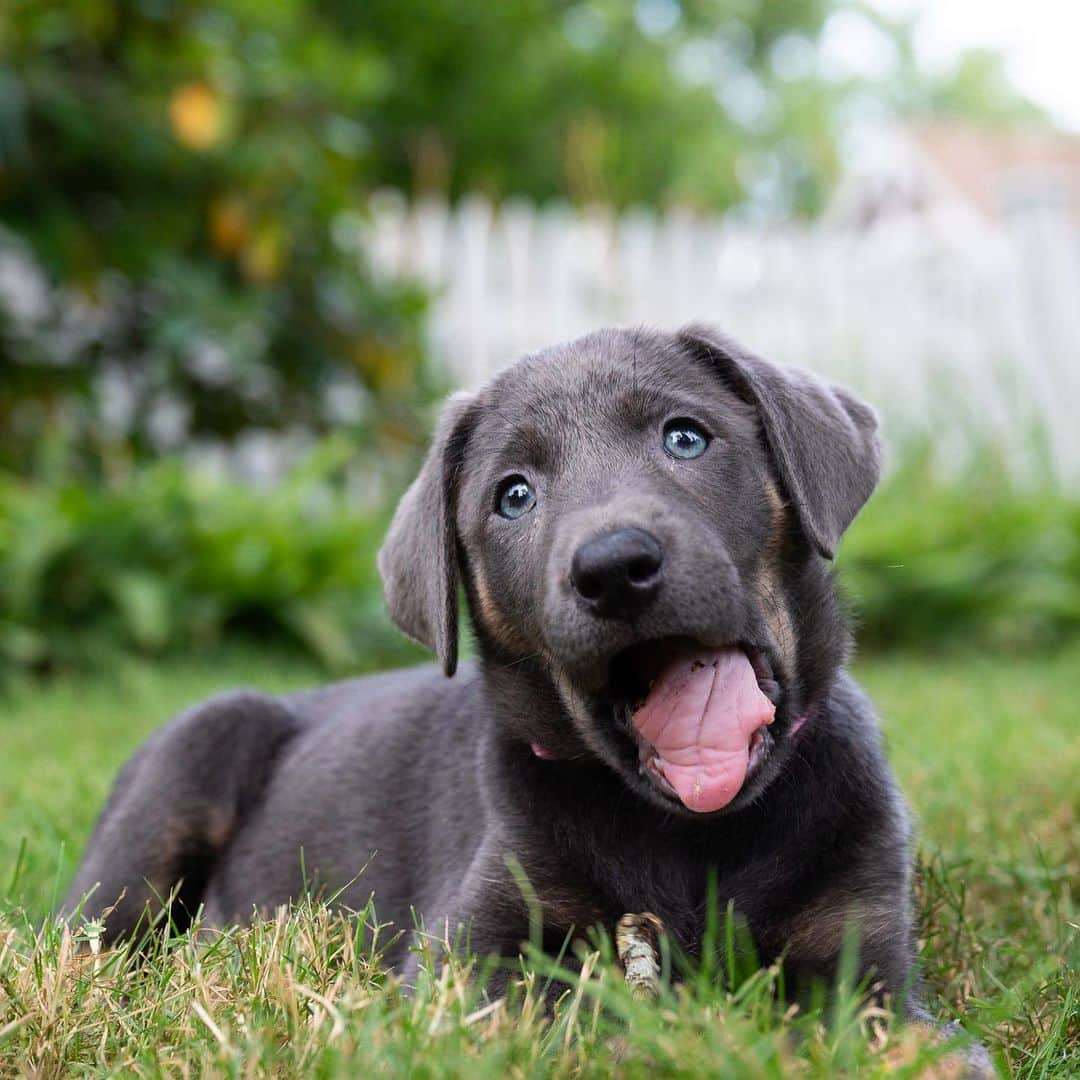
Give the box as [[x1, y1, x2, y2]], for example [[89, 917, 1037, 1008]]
[[65, 325, 989, 1069]]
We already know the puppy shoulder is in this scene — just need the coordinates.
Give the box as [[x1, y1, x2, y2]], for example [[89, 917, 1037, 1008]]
[[815, 668, 913, 848], [820, 668, 888, 757]]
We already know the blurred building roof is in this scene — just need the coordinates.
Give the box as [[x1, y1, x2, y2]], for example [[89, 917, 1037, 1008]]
[[826, 121, 1080, 230]]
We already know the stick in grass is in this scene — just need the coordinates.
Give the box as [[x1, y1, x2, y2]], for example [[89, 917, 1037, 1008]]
[[616, 912, 664, 1000]]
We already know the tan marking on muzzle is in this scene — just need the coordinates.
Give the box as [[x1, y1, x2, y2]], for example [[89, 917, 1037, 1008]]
[[764, 475, 786, 525], [755, 477, 797, 672], [472, 565, 533, 655]]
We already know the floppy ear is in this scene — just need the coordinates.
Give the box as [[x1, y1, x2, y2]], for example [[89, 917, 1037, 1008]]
[[678, 324, 881, 560], [377, 392, 477, 676]]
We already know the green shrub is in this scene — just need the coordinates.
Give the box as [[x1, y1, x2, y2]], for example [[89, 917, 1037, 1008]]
[[0, 438, 424, 677], [842, 458, 1080, 651]]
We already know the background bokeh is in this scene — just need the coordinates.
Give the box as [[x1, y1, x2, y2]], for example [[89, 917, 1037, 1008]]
[[1, 0, 1078, 676]]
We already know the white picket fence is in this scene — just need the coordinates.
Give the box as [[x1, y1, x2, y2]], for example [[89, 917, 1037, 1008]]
[[364, 191, 1080, 488]]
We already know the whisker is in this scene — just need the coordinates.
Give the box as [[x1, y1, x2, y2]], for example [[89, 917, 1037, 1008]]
[[500, 651, 542, 670]]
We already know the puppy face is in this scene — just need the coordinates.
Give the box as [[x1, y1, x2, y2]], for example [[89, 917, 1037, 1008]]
[[379, 326, 880, 817]]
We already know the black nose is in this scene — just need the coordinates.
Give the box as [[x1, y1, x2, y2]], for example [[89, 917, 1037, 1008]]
[[570, 527, 664, 618]]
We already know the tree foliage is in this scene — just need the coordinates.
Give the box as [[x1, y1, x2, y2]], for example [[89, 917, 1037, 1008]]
[[336, 0, 835, 211], [0, 1, 433, 472]]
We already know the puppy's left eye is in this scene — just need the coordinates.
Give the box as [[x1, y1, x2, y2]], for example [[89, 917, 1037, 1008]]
[[496, 476, 537, 520], [663, 420, 710, 460]]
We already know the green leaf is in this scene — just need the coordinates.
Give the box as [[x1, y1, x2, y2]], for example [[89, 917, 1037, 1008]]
[[106, 572, 173, 653]]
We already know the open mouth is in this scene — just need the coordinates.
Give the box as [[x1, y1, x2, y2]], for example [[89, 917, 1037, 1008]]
[[605, 637, 780, 813]]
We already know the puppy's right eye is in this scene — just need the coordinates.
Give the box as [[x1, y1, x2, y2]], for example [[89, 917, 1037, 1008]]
[[496, 476, 537, 520]]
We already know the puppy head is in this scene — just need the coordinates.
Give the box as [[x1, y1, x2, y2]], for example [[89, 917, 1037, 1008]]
[[379, 326, 880, 815]]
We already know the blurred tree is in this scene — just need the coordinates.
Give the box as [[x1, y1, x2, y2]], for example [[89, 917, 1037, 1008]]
[[903, 49, 1049, 128], [858, 4, 1049, 129], [0, 1, 432, 474], [335, 0, 836, 211]]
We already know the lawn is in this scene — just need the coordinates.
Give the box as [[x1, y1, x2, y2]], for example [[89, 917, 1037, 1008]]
[[1, 646, 1077, 1077]]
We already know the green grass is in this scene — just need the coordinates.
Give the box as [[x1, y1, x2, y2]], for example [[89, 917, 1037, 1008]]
[[1, 646, 1077, 1077]]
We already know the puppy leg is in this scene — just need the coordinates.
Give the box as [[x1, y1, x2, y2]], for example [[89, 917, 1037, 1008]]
[[62, 690, 302, 945], [902, 1000, 996, 1080], [400, 840, 523, 996], [781, 896, 993, 1079], [786, 948, 994, 1079], [852, 945, 994, 1079], [853, 934, 994, 1077], [401, 840, 596, 1008]]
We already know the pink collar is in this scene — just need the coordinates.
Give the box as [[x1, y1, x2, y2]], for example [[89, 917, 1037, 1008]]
[[787, 709, 812, 738]]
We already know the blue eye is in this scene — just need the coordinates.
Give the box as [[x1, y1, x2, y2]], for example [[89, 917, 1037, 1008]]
[[497, 477, 536, 519], [663, 420, 709, 460]]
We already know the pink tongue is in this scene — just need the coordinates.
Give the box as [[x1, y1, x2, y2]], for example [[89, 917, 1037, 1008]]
[[631, 645, 775, 813]]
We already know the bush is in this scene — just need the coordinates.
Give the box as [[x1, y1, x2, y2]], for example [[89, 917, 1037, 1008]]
[[0, 438, 424, 677], [842, 458, 1080, 652]]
